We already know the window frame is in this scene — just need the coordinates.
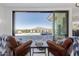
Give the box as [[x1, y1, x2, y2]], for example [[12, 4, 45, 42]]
[[12, 11, 69, 38]]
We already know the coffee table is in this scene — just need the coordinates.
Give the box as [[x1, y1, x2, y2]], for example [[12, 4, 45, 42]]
[[30, 42, 49, 56]]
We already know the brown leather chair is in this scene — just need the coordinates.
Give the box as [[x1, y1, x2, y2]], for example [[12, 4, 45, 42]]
[[6, 36, 32, 56], [47, 38, 73, 56]]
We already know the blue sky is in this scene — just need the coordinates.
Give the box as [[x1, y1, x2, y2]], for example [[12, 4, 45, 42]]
[[15, 12, 52, 29]]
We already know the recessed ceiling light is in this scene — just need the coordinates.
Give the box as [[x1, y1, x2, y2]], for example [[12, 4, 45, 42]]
[[76, 3, 79, 7]]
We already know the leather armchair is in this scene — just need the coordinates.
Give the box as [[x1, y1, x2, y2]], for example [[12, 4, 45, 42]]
[[47, 38, 73, 56], [6, 36, 32, 56]]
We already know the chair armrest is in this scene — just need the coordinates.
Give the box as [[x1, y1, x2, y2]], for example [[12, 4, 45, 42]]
[[48, 41, 65, 51], [14, 43, 29, 56], [14, 40, 32, 56], [54, 44, 65, 51], [47, 40, 66, 55]]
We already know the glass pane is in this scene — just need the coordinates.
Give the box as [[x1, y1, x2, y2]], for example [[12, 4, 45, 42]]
[[72, 21, 79, 36], [54, 12, 68, 40], [14, 12, 53, 42]]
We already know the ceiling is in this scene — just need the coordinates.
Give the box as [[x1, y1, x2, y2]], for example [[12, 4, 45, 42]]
[[0, 3, 79, 13], [0, 3, 75, 7], [0, 3, 79, 21]]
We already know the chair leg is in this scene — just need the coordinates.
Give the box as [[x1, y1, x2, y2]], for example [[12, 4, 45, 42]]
[[48, 48, 49, 56]]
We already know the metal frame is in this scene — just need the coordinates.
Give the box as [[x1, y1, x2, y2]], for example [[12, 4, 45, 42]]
[[30, 47, 48, 56], [12, 11, 69, 38]]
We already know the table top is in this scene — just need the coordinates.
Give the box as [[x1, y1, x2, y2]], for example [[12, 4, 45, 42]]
[[31, 41, 48, 48]]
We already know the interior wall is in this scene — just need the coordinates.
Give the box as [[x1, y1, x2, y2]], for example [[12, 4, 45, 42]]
[[0, 6, 12, 35], [0, 6, 72, 37], [0, 7, 6, 35]]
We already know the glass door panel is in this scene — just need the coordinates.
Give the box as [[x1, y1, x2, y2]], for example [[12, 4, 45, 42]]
[[54, 12, 68, 40]]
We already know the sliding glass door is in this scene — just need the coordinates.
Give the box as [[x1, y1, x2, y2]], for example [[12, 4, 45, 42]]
[[53, 12, 68, 40], [48, 11, 68, 40]]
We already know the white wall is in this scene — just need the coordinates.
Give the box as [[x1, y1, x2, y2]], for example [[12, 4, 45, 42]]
[[0, 7, 6, 35], [0, 6, 12, 35], [0, 6, 72, 37]]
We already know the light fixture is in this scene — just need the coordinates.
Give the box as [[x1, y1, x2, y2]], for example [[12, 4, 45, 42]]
[[76, 3, 79, 7]]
